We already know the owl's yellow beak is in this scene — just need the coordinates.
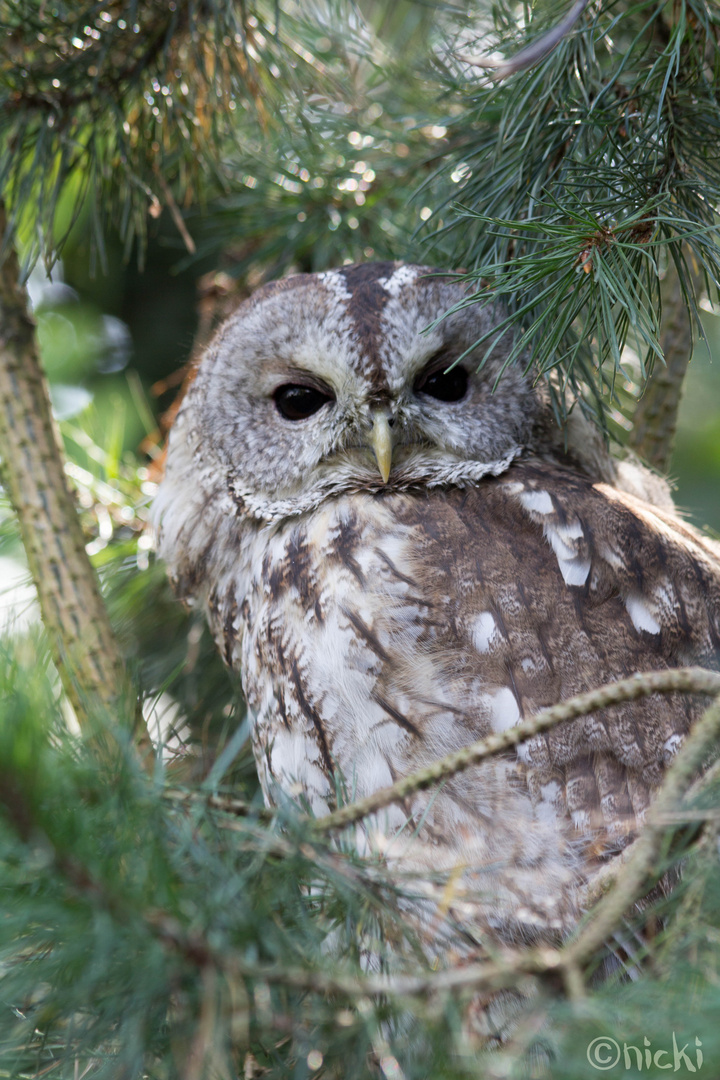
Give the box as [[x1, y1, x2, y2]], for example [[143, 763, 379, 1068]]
[[370, 412, 393, 484]]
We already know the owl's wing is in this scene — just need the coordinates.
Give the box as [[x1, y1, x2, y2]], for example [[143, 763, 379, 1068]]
[[227, 458, 720, 937], [384, 460, 720, 832]]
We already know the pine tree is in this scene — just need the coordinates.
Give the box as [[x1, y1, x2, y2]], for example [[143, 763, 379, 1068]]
[[1, 2, 720, 1077]]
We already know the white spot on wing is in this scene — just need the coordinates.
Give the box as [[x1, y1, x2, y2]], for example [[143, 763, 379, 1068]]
[[663, 733, 683, 761], [544, 524, 591, 586], [625, 592, 661, 635], [554, 519, 584, 541], [598, 542, 624, 570], [558, 555, 591, 587], [489, 687, 521, 733], [519, 489, 554, 515], [471, 611, 498, 653]]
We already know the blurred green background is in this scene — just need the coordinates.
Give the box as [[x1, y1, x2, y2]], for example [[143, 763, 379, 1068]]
[[674, 316, 720, 534]]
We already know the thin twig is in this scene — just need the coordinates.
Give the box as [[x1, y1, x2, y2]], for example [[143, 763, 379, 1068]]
[[316, 668, 720, 833], [163, 789, 271, 821], [653, 809, 720, 823], [152, 167, 196, 255], [147, 907, 553, 1000], [461, 0, 590, 79]]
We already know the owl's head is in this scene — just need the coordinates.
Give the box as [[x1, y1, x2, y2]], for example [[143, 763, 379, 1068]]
[[154, 262, 585, 596]]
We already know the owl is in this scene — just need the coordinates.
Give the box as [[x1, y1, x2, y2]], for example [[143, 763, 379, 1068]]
[[154, 261, 720, 949]]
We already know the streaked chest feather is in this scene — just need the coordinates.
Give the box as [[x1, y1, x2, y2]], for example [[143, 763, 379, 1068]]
[[196, 463, 720, 935]]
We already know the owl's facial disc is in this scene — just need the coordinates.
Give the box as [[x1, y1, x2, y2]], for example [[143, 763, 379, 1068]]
[[183, 263, 544, 517]]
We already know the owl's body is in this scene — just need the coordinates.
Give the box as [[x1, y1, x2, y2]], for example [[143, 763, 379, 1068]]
[[155, 262, 720, 946]]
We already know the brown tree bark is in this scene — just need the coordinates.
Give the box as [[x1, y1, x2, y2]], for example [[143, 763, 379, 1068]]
[[0, 201, 149, 750]]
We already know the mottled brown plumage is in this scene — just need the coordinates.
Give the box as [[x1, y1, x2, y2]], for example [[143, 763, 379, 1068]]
[[154, 262, 720, 950]]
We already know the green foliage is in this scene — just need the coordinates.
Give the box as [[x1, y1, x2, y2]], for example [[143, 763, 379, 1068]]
[[0, 0, 387, 272], [431, 0, 720, 421], [6, 0, 720, 426], [0, 640, 420, 1080], [60, 420, 252, 781], [2, 641, 720, 1079], [184, 103, 447, 281]]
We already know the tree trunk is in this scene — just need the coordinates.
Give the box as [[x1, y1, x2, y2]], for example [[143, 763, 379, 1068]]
[[0, 201, 148, 750]]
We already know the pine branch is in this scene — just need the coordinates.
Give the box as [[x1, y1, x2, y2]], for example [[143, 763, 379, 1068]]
[[462, 0, 590, 78], [0, 201, 148, 748], [163, 788, 271, 823], [316, 667, 720, 833], [433, 0, 720, 427], [3, 649, 720, 1073], [0, 1, 326, 270], [147, 683, 720, 1004]]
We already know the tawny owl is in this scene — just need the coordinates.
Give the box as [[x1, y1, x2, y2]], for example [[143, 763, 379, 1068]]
[[154, 262, 720, 948]]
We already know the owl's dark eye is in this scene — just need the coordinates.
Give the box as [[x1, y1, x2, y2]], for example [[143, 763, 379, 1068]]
[[274, 384, 334, 421], [416, 365, 468, 403]]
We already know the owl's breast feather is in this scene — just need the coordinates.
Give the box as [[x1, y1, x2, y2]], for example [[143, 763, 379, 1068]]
[[185, 461, 720, 942]]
